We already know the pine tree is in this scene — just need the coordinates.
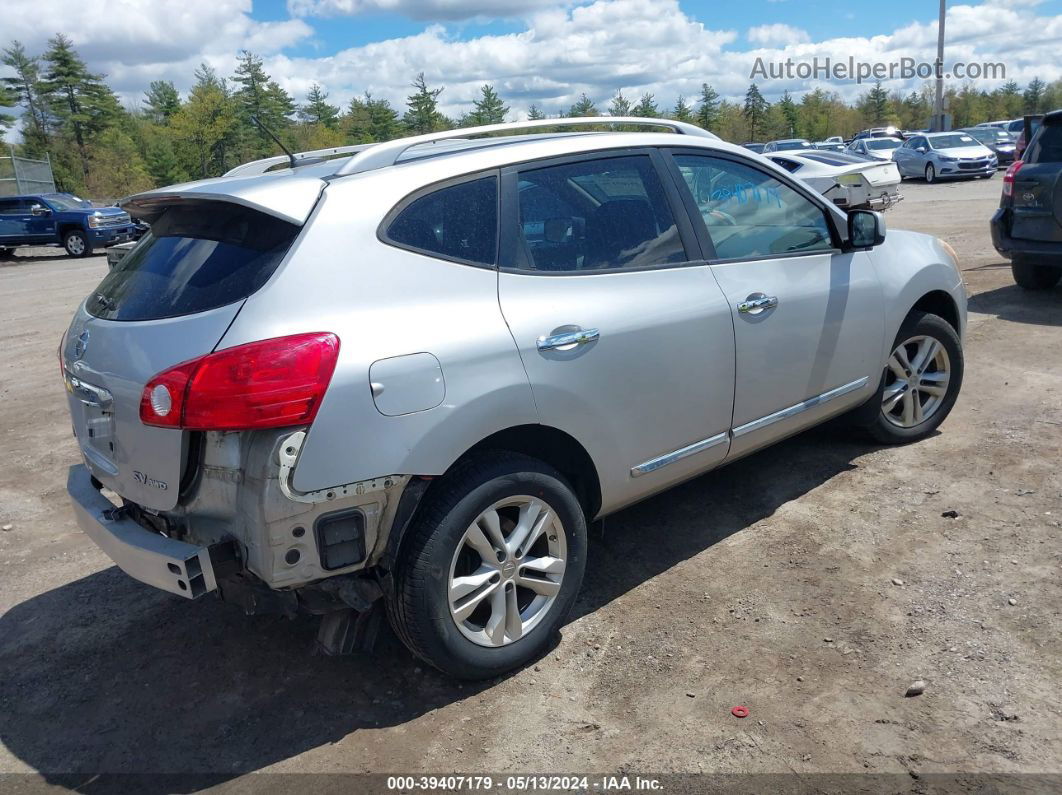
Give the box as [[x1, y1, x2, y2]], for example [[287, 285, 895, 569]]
[[527, 104, 545, 120], [39, 34, 121, 180], [171, 70, 237, 177], [298, 83, 340, 128], [631, 92, 659, 118], [85, 128, 153, 200], [1024, 78, 1046, 114], [568, 93, 597, 117], [860, 81, 890, 126], [608, 92, 631, 116], [2, 42, 50, 153], [405, 73, 444, 134], [778, 90, 799, 137], [465, 84, 508, 126], [742, 83, 768, 140], [695, 83, 720, 131], [0, 84, 15, 133], [143, 133, 186, 187], [144, 80, 181, 124], [231, 51, 293, 157], [672, 95, 693, 123]]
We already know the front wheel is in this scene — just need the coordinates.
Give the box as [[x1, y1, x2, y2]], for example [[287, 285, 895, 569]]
[[925, 163, 937, 183], [1011, 258, 1061, 290], [63, 230, 91, 258], [864, 311, 963, 444], [387, 452, 587, 679]]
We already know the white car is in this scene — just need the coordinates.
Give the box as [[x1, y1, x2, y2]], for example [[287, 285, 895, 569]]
[[765, 151, 903, 210], [847, 137, 904, 161]]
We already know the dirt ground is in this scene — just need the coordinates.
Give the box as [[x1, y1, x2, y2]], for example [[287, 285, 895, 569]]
[[1, 175, 1060, 788]]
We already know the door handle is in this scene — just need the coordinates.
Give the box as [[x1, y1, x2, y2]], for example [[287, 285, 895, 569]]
[[737, 293, 779, 315], [537, 327, 600, 351]]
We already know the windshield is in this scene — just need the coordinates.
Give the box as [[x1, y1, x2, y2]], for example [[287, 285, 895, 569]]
[[45, 194, 93, 210], [773, 140, 810, 151], [967, 129, 1013, 144], [930, 134, 980, 149], [86, 202, 299, 321], [867, 139, 901, 150]]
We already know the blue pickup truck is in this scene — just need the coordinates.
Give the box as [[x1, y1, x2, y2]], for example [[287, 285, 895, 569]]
[[0, 193, 136, 258]]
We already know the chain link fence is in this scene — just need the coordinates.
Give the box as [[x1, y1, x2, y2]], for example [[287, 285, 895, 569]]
[[0, 150, 56, 196]]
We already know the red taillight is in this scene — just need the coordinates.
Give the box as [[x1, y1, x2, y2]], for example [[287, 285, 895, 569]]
[[1002, 160, 1024, 197], [140, 332, 340, 431]]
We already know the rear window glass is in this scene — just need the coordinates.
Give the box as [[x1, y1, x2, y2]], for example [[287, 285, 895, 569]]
[[1026, 123, 1062, 164], [385, 176, 497, 266], [86, 202, 298, 321]]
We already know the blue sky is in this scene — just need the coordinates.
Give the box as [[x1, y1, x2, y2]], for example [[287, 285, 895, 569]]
[[5, 0, 1062, 118]]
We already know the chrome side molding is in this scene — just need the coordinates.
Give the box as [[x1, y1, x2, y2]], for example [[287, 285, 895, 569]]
[[630, 432, 729, 478], [732, 376, 870, 438]]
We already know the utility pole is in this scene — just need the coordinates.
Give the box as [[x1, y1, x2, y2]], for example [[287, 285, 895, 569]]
[[933, 0, 946, 131]]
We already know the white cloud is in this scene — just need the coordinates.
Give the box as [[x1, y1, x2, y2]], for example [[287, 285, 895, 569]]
[[747, 23, 810, 46], [2, 0, 1060, 123], [287, 0, 568, 20]]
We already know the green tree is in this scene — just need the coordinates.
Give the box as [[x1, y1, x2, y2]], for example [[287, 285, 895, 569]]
[[462, 83, 508, 126], [2, 42, 50, 153], [778, 90, 799, 137], [1024, 77, 1046, 114], [85, 127, 153, 200], [143, 132, 186, 187], [859, 81, 890, 126], [170, 70, 237, 177], [997, 81, 1023, 118], [527, 104, 545, 120], [298, 83, 340, 128], [568, 93, 597, 117], [39, 34, 121, 180], [631, 92, 659, 118], [404, 72, 445, 134], [0, 84, 15, 133], [608, 92, 631, 116], [231, 51, 293, 158], [144, 80, 181, 124], [671, 95, 693, 123], [695, 83, 720, 131], [742, 83, 768, 140]]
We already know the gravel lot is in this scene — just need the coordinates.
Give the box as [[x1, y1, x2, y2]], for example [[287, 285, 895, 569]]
[[1, 176, 1060, 787]]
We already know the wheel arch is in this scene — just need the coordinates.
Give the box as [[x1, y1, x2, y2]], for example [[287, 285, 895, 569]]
[[378, 423, 602, 573], [909, 289, 961, 334]]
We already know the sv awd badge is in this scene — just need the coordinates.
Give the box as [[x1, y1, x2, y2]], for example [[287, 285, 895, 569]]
[[133, 471, 168, 490]]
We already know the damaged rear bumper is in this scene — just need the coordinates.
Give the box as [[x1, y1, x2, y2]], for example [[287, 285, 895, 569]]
[[67, 464, 218, 599]]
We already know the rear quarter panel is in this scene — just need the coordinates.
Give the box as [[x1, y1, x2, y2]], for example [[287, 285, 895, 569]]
[[216, 170, 538, 493]]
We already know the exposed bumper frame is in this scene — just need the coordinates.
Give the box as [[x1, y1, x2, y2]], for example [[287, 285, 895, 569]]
[[67, 464, 218, 599]]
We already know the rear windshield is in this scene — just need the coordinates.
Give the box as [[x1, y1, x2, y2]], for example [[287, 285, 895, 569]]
[[86, 202, 299, 321], [1026, 122, 1062, 164]]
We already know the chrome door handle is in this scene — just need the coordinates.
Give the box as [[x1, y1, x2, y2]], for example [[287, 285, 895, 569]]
[[737, 293, 778, 315], [536, 327, 600, 351]]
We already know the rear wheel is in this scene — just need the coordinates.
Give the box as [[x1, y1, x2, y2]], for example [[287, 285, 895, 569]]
[[925, 163, 937, 183], [864, 311, 963, 444], [63, 230, 91, 258], [1011, 257, 1061, 290], [387, 452, 587, 679]]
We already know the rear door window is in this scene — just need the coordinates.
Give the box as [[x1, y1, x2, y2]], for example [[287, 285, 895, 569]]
[[86, 201, 299, 321], [1025, 123, 1062, 163], [384, 176, 498, 266]]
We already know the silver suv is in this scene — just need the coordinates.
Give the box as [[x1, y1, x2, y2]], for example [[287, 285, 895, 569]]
[[62, 118, 966, 679]]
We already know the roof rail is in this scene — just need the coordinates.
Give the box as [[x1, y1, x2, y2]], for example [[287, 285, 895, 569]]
[[224, 143, 376, 177], [333, 117, 717, 177]]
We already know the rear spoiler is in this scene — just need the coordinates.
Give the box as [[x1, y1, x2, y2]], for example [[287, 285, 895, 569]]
[[120, 174, 326, 226]]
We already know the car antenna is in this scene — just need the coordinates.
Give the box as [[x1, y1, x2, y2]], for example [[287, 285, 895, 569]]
[[250, 115, 297, 170]]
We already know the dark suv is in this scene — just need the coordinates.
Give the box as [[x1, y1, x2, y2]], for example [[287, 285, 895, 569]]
[[991, 109, 1062, 290]]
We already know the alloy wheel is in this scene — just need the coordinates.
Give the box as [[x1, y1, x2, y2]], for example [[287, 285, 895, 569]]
[[925, 164, 936, 183], [881, 334, 951, 428], [448, 496, 567, 647], [67, 235, 85, 255]]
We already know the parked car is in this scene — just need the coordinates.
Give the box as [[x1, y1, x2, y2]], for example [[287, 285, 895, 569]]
[[959, 127, 1017, 166], [812, 141, 847, 153], [763, 138, 813, 152], [893, 132, 997, 182], [105, 240, 137, 269], [742, 142, 766, 153], [991, 108, 1062, 290], [62, 117, 967, 679], [850, 127, 904, 143], [822, 136, 844, 144], [847, 137, 903, 161], [0, 193, 136, 258], [764, 150, 903, 210]]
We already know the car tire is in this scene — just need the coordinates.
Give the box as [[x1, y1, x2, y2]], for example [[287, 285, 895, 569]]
[[925, 163, 937, 183], [1011, 258, 1061, 290], [863, 311, 963, 444], [386, 451, 587, 680], [63, 230, 91, 258]]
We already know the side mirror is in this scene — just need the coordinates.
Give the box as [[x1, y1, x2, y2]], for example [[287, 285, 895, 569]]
[[917, 146, 928, 153], [848, 210, 886, 249], [30, 204, 50, 216]]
